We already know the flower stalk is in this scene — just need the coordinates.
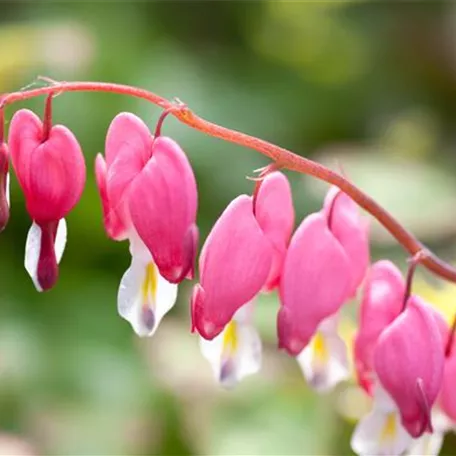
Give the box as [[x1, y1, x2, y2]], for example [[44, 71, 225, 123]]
[[0, 80, 456, 282]]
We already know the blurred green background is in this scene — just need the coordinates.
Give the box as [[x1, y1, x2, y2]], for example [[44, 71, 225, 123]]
[[2, 1, 456, 455]]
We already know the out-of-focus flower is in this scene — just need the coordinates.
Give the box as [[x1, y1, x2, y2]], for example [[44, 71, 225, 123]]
[[296, 313, 349, 393], [354, 260, 405, 394], [351, 384, 412, 456], [199, 302, 261, 389], [374, 296, 444, 438]]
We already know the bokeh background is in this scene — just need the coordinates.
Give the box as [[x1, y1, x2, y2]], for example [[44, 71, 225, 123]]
[[1, 1, 456, 455]]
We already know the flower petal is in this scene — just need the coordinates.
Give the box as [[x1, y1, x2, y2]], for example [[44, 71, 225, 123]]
[[199, 302, 261, 389], [374, 296, 445, 437], [296, 315, 349, 393], [254, 172, 294, 291], [192, 195, 273, 339], [117, 238, 177, 337], [405, 408, 451, 456], [105, 113, 152, 226], [354, 260, 405, 394], [351, 408, 412, 456], [406, 430, 445, 456], [351, 385, 412, 456], [324, 187, 370, 297], [94, 153, 127, 241], [128, 136, 198, 283], [278, 212, 351, 356], [24, 218, 66, 292]]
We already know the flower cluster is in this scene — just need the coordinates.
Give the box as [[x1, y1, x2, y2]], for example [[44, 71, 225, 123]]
[[1, 98, 455, 456]]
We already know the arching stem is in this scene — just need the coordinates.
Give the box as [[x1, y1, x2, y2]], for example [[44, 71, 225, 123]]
[[1, 80, 456, 283]]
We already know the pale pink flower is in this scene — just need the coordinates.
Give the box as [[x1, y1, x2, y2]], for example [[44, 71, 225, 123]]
[[374, 296, 445, 438]]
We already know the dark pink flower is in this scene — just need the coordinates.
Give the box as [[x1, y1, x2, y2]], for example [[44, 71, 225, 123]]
[[9, 109, 86, 291], [96, 112, 198, 284], [374, 295, 445, 438]]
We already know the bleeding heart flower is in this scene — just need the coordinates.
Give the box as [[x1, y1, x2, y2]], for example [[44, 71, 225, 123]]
[[278, 211, 352, 356], [354, 260, 405, 394], [9, 109, 86, 291], [374, 296, 445, 438], [195, 171, 293, 387], [96, 112, 198, 283], [96, 112, 197, 336], [192, 194, 274, 340]]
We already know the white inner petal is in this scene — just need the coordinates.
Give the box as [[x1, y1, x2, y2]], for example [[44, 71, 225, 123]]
[[118, 240, 177, 337], [351, 385, 412, 456], [24, 222, 43, 292], [199, 303, 261, 389], [297, 317, 349, 393], [24, 219, 67, 292], [55, 218, 67, 264], [406, 432, 444, 456]]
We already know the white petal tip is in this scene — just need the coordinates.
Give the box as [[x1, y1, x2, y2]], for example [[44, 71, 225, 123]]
[[24, 222, 43, 292], [118, 249, 178, 338]]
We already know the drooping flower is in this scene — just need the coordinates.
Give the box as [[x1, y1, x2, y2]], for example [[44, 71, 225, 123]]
[[192, 195, 274, 340], [95, 112, 198, 336], [9, 109, 86, 291], [278, 211, 352, 356], [195, 171, 293, 387], [351, 383, 412, 456], [354, 260, 405, 394], [374, 295, 445, 438], [0, 141, 10, 232], [278, 186, 369, 392]]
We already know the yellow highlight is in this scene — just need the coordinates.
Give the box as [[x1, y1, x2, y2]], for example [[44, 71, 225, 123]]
[[380, 413, 397, 443], [313, 332, 329, 363], [142, 262, 158, 306], [222, 321, 238, 357]]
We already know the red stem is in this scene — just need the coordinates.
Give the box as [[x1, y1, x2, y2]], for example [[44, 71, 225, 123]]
[[154, 106, 181, 138], [41, 94, 53, 142], [402, 251, 425, 312], [1, 81, 456, 282], [445, 314, 456, 357]]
